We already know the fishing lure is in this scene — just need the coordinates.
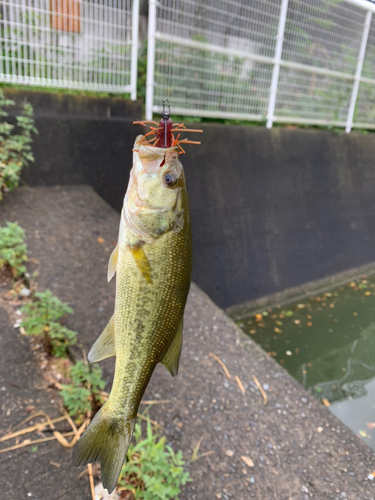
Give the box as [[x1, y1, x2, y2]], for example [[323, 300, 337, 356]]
[[133, 99, 203, 154]]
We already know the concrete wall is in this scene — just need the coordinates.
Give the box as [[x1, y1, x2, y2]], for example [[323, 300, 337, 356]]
[[183, 126, 375, 308], [6, 90, 375, 308]]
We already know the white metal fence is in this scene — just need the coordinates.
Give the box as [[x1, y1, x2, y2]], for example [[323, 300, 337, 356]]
[[2, 0, 375, 130], [146, 0, 375, 131], [0, 0, 139, 98]]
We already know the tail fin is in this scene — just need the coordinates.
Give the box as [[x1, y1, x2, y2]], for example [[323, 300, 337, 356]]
[[72, 405, 135, 494]]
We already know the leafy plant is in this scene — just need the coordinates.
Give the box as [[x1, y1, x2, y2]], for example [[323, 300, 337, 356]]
[[48, 323, 78, 358], [21, 290, 77, 357], [118, 418, 190, 500], [60, 360, 106, 418], [21, 291, 106, 417], [21, 289, 73, 332], [0, 90, 37, 201], [0, 221, 28, 278]]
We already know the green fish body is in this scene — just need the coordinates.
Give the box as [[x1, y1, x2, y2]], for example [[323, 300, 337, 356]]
[[72, 136, 192, 492]]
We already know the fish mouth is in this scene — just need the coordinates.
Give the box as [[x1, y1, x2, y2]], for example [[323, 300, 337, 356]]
[[137, 144, 179, 173], [133, 135, 179, 156], [141, 144, 179, 155]]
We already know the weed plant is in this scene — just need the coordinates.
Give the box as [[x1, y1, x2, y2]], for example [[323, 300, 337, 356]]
[[0, 90, 37, 201], [21, 290, 77, 357], [21, 289, 106, 419], [0, 221, 27, 279], [60, 360, 106, 419], [119, 418, 190, 500]]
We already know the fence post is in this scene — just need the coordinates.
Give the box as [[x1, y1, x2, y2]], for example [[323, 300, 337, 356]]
[[345, 9, 372, 133], [146, 0, 157, 120], [266, 0, 289, 129], [131, 0, 140, 100]]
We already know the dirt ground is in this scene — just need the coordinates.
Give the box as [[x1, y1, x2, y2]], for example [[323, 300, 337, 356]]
[[1, 186, 375, 500]]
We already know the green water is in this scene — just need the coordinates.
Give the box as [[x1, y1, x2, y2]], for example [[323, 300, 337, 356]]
[[235, 276, 375, 449]]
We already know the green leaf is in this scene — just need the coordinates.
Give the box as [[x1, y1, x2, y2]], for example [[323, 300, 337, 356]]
[[0, 89, 37, 201], [118, 416, 191, 499], [59, 360, 106, 419], [21, 289, 79, 359], [0, 221, 27, 279]]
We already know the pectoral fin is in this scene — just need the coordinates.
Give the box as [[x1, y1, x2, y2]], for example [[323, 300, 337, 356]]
[[129, 245, 152, 284], [107, 245, 118, 282], [88, 315, 115, 363], [161, 319, 183, 377]]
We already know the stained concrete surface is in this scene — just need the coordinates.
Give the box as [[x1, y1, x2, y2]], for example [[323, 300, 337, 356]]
[[1, 186, 375, 500], [0, 305, 89, 499]]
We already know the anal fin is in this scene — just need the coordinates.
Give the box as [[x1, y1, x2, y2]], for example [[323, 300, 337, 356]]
[[129, 245, 152, 284], [161, 318, 183, 377], [88, 315, 115, 363]]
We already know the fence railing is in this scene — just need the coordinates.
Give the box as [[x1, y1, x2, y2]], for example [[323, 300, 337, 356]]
[[2, 0, 375, 130], [146, 0, 375, 132], [0, 0, 139, 98]]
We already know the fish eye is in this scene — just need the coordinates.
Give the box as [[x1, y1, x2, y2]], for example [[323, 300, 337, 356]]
[[163, 171, 178, 187]]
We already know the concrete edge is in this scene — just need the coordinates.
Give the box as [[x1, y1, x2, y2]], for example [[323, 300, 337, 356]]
[[226, 259, 375, 319], [191, 281, 279, 361]]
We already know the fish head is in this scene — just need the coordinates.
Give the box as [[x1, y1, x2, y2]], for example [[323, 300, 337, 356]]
[[133, 137, 184, 209], [123, 135, 188, 241]]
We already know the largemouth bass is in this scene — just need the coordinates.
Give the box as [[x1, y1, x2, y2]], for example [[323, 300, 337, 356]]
[[72, 134, 192, 492]]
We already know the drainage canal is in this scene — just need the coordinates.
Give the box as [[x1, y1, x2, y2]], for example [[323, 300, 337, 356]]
[[233, 274, 375, 450]]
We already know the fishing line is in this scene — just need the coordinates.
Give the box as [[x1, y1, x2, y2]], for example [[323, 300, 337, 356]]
[[162, 0, 176, 147], [166, 0, 177, 101], [162, 98, 170, 148]]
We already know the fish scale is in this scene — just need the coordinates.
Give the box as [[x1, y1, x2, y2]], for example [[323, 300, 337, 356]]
[[109, 227, 190, 418]]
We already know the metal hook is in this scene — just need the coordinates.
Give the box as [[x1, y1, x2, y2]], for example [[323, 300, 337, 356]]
[[162, 98, 170, 120], [162, 98, 170, 148]]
